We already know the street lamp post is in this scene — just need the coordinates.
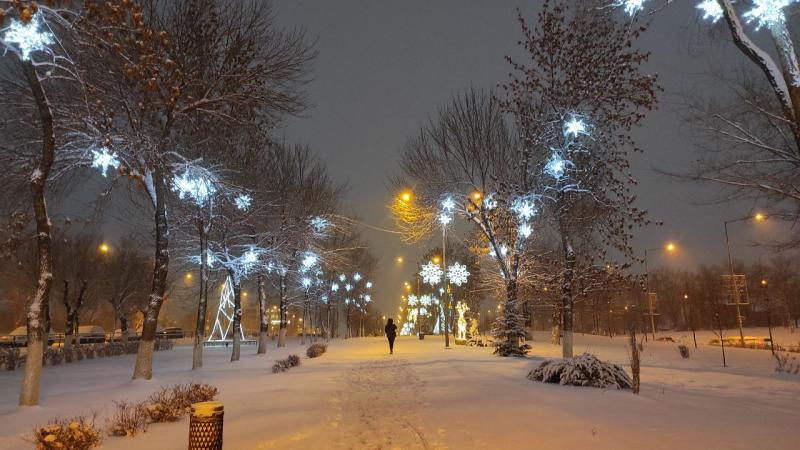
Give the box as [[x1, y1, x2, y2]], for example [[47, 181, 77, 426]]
[[724, 213, 766, 345], [643, 242, 676, 340]]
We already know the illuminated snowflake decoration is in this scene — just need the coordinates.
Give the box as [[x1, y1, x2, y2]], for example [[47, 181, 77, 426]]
[[301, 277, 312, 289], [339, 274, 347, 282], [420, 261, 444, 286], [744, 0, 795, 30], [696, 0, 723, 22], [544, 152, 570, 180], [519, 223, 533, 239], [447, 262, 470, 286], [90, 147, 120, 177], [364, 294, 372, 303], [441, 196, 456, 212], [1, 12, 54, 61], [420, 295, 433, 306], [615, 0, 646, 16], [407, 294, 419, 307], [511, 197, 537, 221], [331, 282, 339, 292], [172, 171, 216, 205], [353, 272, 362, 282], [365, 281, 373, 289], [190, 249, 216, 268], [234, 194, 251, 211], [301, 252, 318, 270], [345, 283, 353, 292], [483, 193, 498, 210], [321, 295, 329, 304], [345, 298, 351, 305], [310, 216, 330, 234], [563, 117, 588, 138], [439, 212, 453, 226], [490, 244, 509, 259]]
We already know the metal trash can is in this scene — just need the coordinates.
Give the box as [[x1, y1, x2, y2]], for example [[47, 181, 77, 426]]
[[189, 401, 224, 450]]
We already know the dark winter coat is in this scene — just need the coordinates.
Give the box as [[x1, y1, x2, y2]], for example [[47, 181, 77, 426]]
[[385, 323, 397, 338]]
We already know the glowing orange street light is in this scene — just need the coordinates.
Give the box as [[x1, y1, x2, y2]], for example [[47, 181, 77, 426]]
[[98, 243, 110, 254], [761, 279, 768, 286], [185, 273, 193, 280], [472, 191, 482, 201], [399, 191, 412, 203], [665, 242, 676, 252], [432, 256, 441, 264], [754, 213, 767, 222], [396, 256, 404, 263]]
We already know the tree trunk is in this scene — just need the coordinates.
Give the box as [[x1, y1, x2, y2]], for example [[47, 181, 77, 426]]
[[550, 306, 561, 345], [19, 60, 56, 407], [133, 168, 170, 380], [627, 317, 640, 394], [192, 224, 209, 369], [278, 274, 287, 347], [257, 273, 268, 354], [560, 232, 575, 359], [120, 314, 129, 346], [62, 281, 73, 352], [230, 274, 242, 362]]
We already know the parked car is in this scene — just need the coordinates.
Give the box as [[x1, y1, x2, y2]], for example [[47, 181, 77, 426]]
[[0, 327, 29, 347], [76, 325, 106, 344], [0, 327, 60, 347], [159, 327, 185, 339], [108, 329, 142, 342]]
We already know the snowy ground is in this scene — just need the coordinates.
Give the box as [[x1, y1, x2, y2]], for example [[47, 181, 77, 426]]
[[1, 328, 799, 449]]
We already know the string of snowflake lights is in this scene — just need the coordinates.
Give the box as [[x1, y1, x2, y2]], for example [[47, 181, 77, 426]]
[[172, 170, 216, 206], [310, 216, 330, 234], [447, 262, 470, 286], [696, 0, 724, 22], [420, 261, 444, 285], [1, 11, 54, 61], [301, 251, 318, 271], [234, 194, 251, 211], [90, 147, 120, 177], [563, 117, 588, 138], [743, 0, 796, 30], [483, 193, 498, 210], [615, 0, 647, 16]]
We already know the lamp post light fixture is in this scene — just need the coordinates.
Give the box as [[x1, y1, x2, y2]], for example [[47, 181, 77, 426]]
[[724, 213, 767, 345], [643, 242, 677, 339]]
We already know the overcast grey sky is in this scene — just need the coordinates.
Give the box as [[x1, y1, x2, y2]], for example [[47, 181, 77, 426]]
[[273, 0, 793, 314]]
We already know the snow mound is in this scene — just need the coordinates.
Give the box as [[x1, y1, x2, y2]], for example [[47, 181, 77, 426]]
[[527, 353, 631, 389]]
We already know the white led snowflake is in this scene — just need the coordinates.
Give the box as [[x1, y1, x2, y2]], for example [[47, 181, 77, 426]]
[[301, 277, 312, 289], [353, 272, 362, 282], [365, 281, 373, 289], [90, 147, 120, 177], [339, 273, 347, 282], [310, 216, 330, 233], [420, 261, 444, 286], [407, 294, 419, 307], [345, 283, 353, 292], [172, 171, 216, 205], [615, 0, 647, 16], [544, 152, 569, 179], [1, 12, 54, 61], [519, 223, 533, 239], [563, 117, 588, 138], [364, 294, 372, 302], [439, 212, 452, 226], [697, 0, 723, 22], [447, 262, 470, 286], [420, 295, 433, 306], [511, 197, 537, 221], [234, 194, 251, 211], [743, 0, 795, 30], [301, 252, 318, 270], [331, 282, 339, 292], [483, 193, 498, 210], [321, 295, 329, 304], [441, 196, 456, 212]]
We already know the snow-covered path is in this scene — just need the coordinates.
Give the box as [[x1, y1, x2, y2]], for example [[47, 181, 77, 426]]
[[1, 331, 799, 449]]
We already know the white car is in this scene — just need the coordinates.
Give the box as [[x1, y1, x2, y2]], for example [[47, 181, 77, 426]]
[[0, 326, 28, 347], [75, 325, 106, 344]]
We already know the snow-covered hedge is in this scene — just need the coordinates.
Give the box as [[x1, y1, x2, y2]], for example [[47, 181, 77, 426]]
[[306, 343, 327, 358], [28, 415, 101, 450], [272, 354, 301, 373], [527, 353, 632, 389], [0, 340, 174, 370]]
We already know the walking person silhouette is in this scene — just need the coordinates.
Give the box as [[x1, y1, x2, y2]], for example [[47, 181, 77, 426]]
[[385, 318, 397, 354]]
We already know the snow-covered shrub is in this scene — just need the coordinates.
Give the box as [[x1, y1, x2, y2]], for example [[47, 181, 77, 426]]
[[678, 344, 690, 359], [774, 352, 800, 375], [272, 354, 301, 373], [74, 346, 85, 361], [28, 415, 101, 450], [306, 343, 327, 358], [0, 347, 24, 371], [527, 353, 632, 389], [44, 347, 64, 366], [144, 383, 218, 423], [106, 401, 148, 437], [154, 339, 174, 351]]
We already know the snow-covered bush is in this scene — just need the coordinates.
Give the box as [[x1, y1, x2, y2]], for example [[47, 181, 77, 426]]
[[154, 339, 174, 351], [272, 354, 302, 373], [306, 343, 327, 358], [44, 347, 64, 366], [0, 347, 24, 370], [28, 415, 101, 450], [106, 401, 148, 437], [144, 383, 218, 423], [774, 352, 800, 375], [678, 344, 690, 359], [527, 353, 632, 389]]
